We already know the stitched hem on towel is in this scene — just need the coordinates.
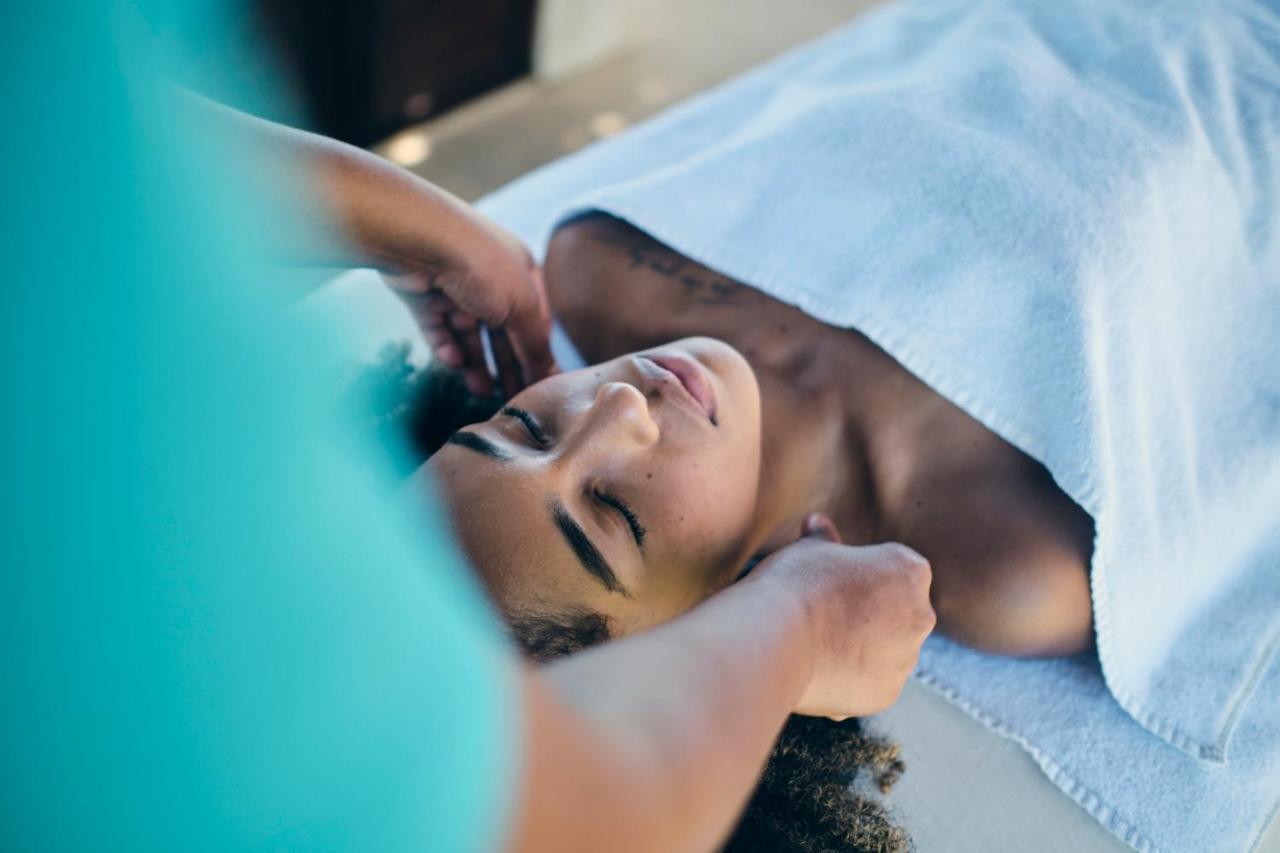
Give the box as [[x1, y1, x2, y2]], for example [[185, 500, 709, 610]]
[[912, 667, 1157, 853], [1254, 795, 1280, 853]]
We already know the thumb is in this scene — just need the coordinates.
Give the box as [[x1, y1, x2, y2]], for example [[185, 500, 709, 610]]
[[801, 512, 842, 544], [504, 267, 559, 385]]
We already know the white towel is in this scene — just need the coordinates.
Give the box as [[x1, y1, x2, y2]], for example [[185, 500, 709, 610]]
[[478, 0, 1280, 848]]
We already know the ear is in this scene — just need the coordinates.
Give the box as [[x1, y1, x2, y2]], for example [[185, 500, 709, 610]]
[[733, 511, 844, 582], [801, 512, 842, 543]]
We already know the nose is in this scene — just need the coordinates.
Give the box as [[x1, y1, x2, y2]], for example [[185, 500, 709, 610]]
[[574, 381, 660, 450]]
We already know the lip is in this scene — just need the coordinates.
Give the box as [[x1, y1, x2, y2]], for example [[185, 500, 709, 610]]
[[642, 353, 718, 425]]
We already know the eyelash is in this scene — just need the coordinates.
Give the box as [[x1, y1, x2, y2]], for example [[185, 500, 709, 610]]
[[595, 489, 647, 547], [501, 405, 646, 548], [502, 405, 550, 445]]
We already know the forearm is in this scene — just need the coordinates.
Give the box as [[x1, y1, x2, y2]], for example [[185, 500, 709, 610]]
[[182, 92, 477, 272], [296, 122, 480, 273], [507, 575, 814, 853]]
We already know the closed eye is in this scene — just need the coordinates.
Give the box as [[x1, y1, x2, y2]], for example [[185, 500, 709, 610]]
[[502, 405, 549, 446], [594, 489, 647, 551]]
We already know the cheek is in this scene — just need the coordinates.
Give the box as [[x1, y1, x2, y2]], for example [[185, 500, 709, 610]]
[[651, 458, 759, 550]]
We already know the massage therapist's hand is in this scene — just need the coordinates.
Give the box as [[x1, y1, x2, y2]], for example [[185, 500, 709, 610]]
[[314, 131, 558, 397], [380, 209, 559, 398], [183, 97, 558, 393], [749, 514, 936, 720]]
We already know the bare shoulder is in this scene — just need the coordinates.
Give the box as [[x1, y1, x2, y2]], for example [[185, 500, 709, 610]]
[[889, 450, 1096, 658], [544, 215, 642, 321], [545, 215, 665, 362], [545, 214, 763, 362]]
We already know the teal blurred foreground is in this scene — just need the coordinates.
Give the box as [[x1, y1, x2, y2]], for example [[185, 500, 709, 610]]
[[1, 2, 513, 849]]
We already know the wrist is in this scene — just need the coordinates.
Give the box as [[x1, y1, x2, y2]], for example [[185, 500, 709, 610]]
[[320, 140, 472, 276], [738, 569, 820, 704]]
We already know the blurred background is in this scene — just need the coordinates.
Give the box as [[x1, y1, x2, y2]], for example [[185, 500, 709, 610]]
[[258, 0, 883, 201]]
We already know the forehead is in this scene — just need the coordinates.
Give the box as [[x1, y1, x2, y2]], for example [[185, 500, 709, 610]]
[[427, 442, 612, 615]]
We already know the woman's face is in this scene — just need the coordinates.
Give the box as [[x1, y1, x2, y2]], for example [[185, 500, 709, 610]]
[[422, 337, 763, 633]]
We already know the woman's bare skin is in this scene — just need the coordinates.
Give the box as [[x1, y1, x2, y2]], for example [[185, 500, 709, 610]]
[[546, 213, 1095, 656]]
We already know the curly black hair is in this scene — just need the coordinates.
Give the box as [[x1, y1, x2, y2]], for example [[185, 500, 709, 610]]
[[352, 344, 911, 853], [341, 342, 507, 478]]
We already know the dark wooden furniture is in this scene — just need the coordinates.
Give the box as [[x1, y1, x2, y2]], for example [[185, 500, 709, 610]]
[[259, 0, 538, 146]]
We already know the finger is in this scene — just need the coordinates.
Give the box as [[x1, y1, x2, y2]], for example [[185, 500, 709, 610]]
[[422, 308, 464, 368], [382, 270, 430, 296], [802, 512, 842, 543], [395, 290, 464, 368], [503, 267, 559, 385], [449, 310, 492, 396], [489, 327, 523, 399]]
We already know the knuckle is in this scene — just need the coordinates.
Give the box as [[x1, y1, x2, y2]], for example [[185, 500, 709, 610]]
[[879, 541, 913, 562], [882, 543, 931, 575], [905, 554, 932, 582]]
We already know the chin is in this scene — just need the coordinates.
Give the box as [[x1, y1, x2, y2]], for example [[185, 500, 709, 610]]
[[678, 336, 760, 419]]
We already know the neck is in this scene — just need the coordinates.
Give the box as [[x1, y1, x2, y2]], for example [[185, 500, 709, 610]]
[[738, 329, 885, 561]]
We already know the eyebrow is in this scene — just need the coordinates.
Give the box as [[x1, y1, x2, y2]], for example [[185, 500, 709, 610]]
[[445, 429, 631, 598], [445, 430, 511, 460], [551, 499, 631, 598]]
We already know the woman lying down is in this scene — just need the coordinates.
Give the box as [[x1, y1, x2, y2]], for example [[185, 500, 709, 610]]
[[419, 213, 1095, 660], [356, 217, 1094, 852], [345, 1, 1274, 849]]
